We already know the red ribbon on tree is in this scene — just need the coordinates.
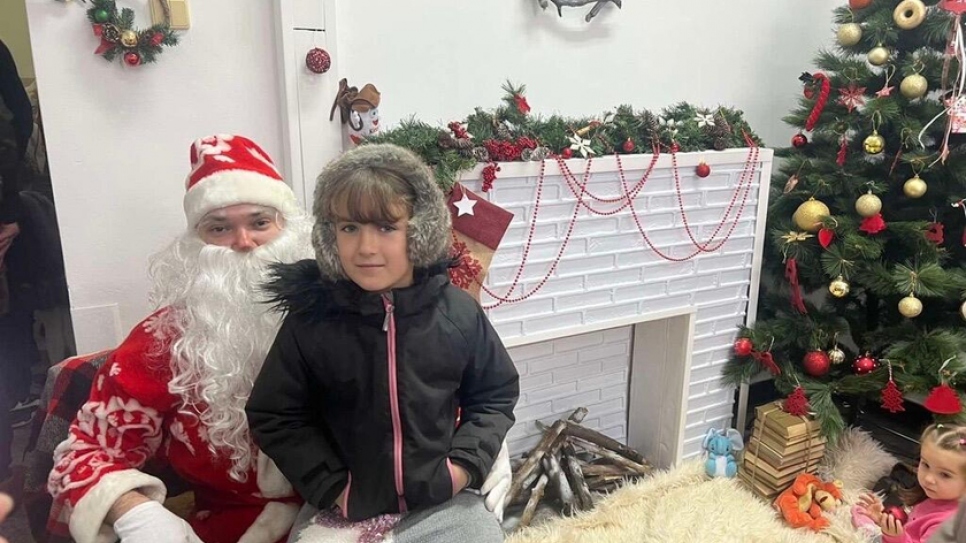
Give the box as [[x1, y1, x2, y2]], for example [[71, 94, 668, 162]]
[[785, 258, 808, 314], [751, 349, 782, 376], [926, 222, 945, 244], [836, 135, 848, 166]]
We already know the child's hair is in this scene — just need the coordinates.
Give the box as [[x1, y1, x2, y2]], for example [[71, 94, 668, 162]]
[[321, 166, 415, 225], [311, 144, 452, 280], [900, 422, 966, 506]]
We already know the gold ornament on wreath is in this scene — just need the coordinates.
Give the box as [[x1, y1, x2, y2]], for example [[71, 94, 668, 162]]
[[85, 0, 179, 67], [792, 197, 831, 233], [829, 275, 851, 298], [837, 23, 863, 47], [868, 45, 890, 66], [894, 0, 927, 30], [855, 190, 883, 217]]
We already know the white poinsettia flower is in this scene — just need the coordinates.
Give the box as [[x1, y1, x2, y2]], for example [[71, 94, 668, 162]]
[[568, 134, 595, 158], [694, 113, 715, 128], [658, 117, 680, 135]]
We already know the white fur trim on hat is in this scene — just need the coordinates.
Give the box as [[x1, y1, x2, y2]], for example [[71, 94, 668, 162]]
[[184, 169, 301, 227], [68, 469, 167, 543]]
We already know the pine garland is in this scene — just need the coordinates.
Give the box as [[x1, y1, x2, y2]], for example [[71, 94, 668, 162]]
[[361, 82, 761, 190]]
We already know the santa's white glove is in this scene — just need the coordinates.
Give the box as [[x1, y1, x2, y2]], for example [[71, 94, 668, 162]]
[[113, 501, 204, 543], [480, 440, 512, 522]]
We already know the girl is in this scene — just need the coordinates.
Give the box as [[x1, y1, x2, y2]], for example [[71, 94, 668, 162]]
[[246, 144, 519, 543], [853, 423, 966, 543]]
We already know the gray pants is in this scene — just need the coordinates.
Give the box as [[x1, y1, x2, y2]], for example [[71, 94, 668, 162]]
[[289, 492, 504, 543]]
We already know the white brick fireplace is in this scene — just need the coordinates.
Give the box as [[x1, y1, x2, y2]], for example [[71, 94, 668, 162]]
[[457, 148, 773, 468]]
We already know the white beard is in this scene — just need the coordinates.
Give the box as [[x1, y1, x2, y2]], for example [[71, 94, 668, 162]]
[[147, 214, 314, 482]]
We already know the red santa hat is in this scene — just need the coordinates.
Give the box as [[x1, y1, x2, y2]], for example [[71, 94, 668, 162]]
[[183, 134, 301, 227]]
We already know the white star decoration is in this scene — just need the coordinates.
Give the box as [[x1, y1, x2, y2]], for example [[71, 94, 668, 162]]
[[453, 192, 477, 216]]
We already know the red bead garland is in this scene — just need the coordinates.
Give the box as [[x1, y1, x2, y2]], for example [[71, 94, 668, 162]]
[[463, 141, 760, 308]]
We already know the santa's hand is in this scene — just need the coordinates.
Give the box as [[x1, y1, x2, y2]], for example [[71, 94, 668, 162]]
[[113, 501, 204, 543], [480, 440, 511, 522]]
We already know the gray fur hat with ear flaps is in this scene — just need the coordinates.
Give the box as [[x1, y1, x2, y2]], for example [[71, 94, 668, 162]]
[[311, 144, 452, 280]]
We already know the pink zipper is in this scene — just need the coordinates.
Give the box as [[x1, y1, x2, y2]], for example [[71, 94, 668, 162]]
[[383, 294, 408, 513]]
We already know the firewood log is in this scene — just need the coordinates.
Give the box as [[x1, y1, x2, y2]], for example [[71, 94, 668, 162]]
[[542, 451, 574, 512], [573, 440, 651, 475], [518, 473, 549, 529], [564, 421, 647, 465], [507, 408, 588, 505], [560, 442, 593, 511]]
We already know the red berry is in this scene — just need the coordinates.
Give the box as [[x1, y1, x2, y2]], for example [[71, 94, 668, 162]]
[[734, 338, 753, 357], [792, 133, 808, 148], [695, 162, 711, 178], [622, 138, 635, 153], [561, 148, 573, 159], [124, 52, 141, 66]]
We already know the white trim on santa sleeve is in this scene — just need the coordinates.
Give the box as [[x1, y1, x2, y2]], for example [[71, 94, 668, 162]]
[[69, 469, 167, 543]]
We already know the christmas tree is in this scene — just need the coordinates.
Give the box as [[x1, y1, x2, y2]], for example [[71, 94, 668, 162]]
[[723, 0, 966, 440]]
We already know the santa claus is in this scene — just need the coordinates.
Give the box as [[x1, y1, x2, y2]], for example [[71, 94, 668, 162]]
[[46, 134, 315, 543]]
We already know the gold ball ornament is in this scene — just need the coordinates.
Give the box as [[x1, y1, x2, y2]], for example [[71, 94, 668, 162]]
[[829, 276, 851, 298], [900, 74, 928, 99], [837, 23, 863, 47], [855, 191, 883, 217], [828, 346, 847, 365], [898, 295, 923, 318], [120, 30, 138, 48], [894, 0, 927, 30], [903, 175, 927, 198], [864, 131, 885, 155], [792, 197, 831, 233], [868, 46, 890, 66]]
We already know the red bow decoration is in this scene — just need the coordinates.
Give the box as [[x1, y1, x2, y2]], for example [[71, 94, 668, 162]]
[[785, 258, 808, 314], [752, 349, 782, 376], [784, 387, 809, 417], [926, 223, 945, 244], [860, 213, 887, 235]]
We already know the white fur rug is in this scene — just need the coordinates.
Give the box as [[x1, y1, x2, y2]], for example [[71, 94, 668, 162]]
[[506, 428, 897, 543]]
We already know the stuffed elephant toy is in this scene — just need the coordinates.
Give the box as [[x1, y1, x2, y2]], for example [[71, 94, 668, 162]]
[[702, 427, 744, 478]]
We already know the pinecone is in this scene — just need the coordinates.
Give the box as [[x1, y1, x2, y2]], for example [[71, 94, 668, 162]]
[[639, 111, 660, 141], [472, 146, 490, 162], [438, 131, 456, 149], [495, 123, 511, 140], [713, 137, 728, 151], [712, 113, 732, 138]]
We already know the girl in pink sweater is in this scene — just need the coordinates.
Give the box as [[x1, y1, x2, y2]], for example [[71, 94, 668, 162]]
[[853, 423, 966, 543]]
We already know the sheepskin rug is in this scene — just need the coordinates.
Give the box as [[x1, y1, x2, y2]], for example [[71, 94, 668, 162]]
[[505, 427, 897, 543]]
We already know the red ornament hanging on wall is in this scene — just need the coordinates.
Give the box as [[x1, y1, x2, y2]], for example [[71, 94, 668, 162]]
[[305, 47, 332, 74], [734, 338, 753, 357], [695, 162, 711, 178]]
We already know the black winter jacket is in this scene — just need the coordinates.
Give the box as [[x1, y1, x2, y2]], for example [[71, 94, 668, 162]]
[[246, 260, 519, 522]]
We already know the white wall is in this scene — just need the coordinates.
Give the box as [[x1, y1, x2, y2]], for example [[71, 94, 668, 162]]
[[334, 0, 842, 148], [24, 0, 283, 353]]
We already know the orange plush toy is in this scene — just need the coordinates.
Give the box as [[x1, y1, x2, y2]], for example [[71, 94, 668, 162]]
[[773, 473, 844, 531]]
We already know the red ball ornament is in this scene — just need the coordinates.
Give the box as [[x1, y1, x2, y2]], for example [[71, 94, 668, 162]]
[[622, 138, 635, 153], [849, 0, 872, 8], [149, 32, 164, 47], [124, 52, 141, 66], [695, 162, 711, 178], [853, 353, 878, 375], [734, 338, 753, 357], [792, 133, 808, 148], [803, 350, 831, 377], [560, 147, 573, 159], [885, 505, 908, 524], [305, 47, 331, 74]]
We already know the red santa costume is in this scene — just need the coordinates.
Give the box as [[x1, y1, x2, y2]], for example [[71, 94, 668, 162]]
[[46, 135, 315, 543]]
